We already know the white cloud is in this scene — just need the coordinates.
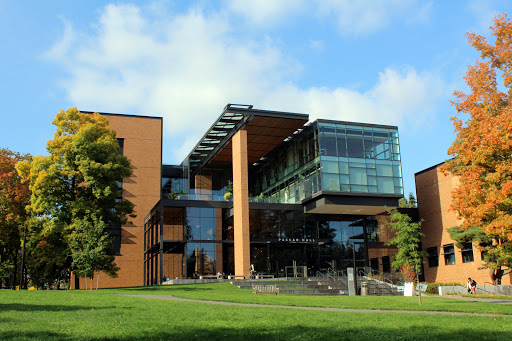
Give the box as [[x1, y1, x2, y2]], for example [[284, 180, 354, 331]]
[[262, 67, 445, 128], [42, 16, 75, 61], [406, 1, 433, 25], [225, 0, 308, 26], [45, 3, 445, 163], [316, 0, 429, 36], [309, 39, 324, 51]]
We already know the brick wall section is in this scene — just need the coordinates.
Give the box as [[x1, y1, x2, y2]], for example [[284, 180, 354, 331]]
[[232, 130, 250, 278], [416, 165, 511, 285], [73, 113, 162, 289]]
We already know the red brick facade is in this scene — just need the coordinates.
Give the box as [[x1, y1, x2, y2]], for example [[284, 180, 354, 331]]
[[71, 113, 162, 289], [416, 164, 511, 285]]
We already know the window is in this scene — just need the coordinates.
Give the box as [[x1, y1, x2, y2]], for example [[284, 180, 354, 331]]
[[370, 258, 379, 271], [461, 243, 474, 263], [481, 250, 487, 262], [427, 246, 438, 268], [382, 256, 391, 273], [443, 244, 456, 265]]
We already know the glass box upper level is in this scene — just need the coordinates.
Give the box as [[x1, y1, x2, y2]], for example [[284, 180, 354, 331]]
[[318, 120, 402, 195], [161, 105, 403, 203]]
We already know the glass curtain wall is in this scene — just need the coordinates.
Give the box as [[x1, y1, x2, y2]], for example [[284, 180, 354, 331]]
[[224, 209, 381, 276], [249, 124, 322, 203], [317, 121, 403, 195]]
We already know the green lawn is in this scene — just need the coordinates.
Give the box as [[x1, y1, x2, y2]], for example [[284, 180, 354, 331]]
[[105, 282, 512, 315], [1, 283, 511, 340], [461, 294, 512, 300]]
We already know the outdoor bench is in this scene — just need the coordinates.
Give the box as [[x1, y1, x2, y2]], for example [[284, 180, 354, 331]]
[[252, 284, 280, 295], [255, 274, 275, 279]]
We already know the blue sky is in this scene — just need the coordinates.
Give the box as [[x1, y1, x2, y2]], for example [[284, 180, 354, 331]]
[[1, 0, 511, 196]]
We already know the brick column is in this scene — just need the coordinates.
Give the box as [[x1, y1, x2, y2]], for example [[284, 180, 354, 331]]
[[232, 130, 250, 278]]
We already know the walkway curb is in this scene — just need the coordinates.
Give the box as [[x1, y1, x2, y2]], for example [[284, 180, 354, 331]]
[[120, 294, 512, 317]]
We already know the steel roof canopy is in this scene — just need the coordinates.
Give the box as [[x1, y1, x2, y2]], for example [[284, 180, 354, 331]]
[[183, 104, 309, 174]]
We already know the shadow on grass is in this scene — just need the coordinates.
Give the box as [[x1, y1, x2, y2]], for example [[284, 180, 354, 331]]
[[117, 286, 214, 292], [1, 325, 510, 341], [1, 330, 64, 340], [0, 303, 117, 312]]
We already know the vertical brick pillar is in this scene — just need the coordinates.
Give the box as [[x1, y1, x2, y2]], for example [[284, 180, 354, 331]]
[[232, 130, 250, 278]]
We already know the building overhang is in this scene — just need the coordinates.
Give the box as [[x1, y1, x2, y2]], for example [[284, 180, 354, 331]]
[[184, 104, 309, 174], [301, 191, 401, 215]]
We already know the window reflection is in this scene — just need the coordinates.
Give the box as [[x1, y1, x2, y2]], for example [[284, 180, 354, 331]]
[[186, 243, 216, 277], [317, 122, 403, 195]]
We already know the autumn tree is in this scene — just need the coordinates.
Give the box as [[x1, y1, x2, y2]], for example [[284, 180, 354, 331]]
[[0, 148, 31, 288], [443, 14, 512, 273], [17, 108, 134, 288], [385, 209, 424, 304]]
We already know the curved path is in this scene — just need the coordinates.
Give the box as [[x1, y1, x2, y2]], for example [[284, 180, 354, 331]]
[[121, 294, 511, 318]]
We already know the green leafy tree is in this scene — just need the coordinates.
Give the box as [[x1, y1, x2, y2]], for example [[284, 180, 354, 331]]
[[23, 217, 70, 289], [0, 148, 31, 288], [385, 209, 425, 304], [398, 193, 417, 208], [17, 108, 134, 288], [70, 214, 119, 289]]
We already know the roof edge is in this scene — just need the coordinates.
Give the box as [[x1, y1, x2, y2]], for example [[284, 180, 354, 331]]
[[80, 110, 163, 120]]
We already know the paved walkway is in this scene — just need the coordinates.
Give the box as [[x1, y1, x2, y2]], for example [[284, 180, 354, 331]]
[[441, 295, 512, 305], [121, 294, 512, 317]]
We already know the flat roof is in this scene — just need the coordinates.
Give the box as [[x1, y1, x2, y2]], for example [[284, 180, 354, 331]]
[[184, 104, 308, 173], [316, 118, 398, 130], [414, 160, 449, 176], [80, 110, 163, 120]]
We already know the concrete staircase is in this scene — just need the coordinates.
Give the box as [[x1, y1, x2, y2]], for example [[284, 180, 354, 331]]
[[231, 275, 401, 296]]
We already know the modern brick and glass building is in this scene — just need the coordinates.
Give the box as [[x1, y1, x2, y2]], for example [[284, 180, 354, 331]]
[[142, 104, 403, 285], [69, 104, 512, 289]]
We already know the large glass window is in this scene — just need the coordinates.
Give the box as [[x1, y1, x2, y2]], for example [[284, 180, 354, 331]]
[[186, 242, 216, 276], [317, 122, 403, 195], [322, 173, 340, 191], [185, 207, 216, 241]]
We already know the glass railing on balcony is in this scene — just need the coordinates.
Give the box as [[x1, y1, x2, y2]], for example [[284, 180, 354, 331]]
[[164, 172, 322, 204]]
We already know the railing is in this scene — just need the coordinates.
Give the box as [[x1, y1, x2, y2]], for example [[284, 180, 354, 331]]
[[358, 268, 404, 295], [360, 268, 404, 286]]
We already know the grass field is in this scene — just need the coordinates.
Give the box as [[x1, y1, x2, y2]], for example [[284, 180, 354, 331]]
[[1, 282, 512, 340]]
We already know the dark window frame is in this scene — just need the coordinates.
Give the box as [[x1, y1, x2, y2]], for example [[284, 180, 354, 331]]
[[382, 255, 391, 273], [442, 243, 456, 265], [461, 242, 474, 263], [370, 257, 379, 271], [427, 246, 438, 268]]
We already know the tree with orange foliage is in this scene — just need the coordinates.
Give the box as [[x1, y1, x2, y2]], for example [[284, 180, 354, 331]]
[[443, 14, 512, 273], [0, 148, 31, 288]]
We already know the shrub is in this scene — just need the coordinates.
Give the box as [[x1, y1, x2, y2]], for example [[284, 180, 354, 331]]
[[424, 282, 464, 294]]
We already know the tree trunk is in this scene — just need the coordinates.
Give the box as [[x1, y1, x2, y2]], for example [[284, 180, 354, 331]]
[[416, 270, 422, 305]]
